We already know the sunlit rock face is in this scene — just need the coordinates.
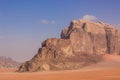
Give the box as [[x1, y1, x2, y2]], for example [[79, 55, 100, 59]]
[[61, 20, 120, 55], [18, 20, 120, 72]]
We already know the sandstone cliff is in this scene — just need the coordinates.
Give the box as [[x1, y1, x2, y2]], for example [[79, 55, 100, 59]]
[[18, 20, 120, 72]]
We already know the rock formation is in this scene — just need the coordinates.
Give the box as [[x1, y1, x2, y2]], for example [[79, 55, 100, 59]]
[[18, 20, 120, 72], [0, 56, 20, 68]]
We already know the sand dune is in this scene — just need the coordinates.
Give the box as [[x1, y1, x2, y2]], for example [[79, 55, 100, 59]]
[[0, 54, 120, 80]]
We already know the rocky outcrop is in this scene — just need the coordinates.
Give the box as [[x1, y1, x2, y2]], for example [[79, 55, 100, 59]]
[[0, 56, 20, 68], [18, 20, 120, 72], [61, 20, 120, 54]]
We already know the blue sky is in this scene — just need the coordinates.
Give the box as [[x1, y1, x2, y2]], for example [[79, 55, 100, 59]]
[[0, 0, 120, 62]]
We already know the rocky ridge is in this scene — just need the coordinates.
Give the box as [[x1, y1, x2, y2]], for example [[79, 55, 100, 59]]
[[0, 56, 20, 68], [18, 20, 120, 72]]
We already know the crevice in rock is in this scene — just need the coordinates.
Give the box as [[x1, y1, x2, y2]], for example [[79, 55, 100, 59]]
[[82, 23, 87, 31], [105, 26, 112, 54], [88, 32, 96, 54]]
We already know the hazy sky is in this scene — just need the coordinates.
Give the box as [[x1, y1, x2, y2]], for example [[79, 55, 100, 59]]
[[0, 0, 120, 62]]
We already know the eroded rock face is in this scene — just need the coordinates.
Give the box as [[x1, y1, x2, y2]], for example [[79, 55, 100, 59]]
[[18, 38, 75, 72], [61, 20, 120, 54], [18, 20, 120, 72]]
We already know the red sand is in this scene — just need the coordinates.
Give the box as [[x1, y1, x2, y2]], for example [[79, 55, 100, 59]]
[[0, 68, 17, 72], [0, 54, 120, 80]]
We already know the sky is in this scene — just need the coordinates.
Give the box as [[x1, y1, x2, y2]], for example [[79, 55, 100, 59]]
[[0, 0, 120, 62]]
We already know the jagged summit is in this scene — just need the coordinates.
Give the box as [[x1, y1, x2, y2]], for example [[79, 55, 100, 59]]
[[18, 20, 120, 72]]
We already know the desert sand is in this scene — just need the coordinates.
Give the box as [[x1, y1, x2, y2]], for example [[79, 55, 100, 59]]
[[0, 54, 120, 80]]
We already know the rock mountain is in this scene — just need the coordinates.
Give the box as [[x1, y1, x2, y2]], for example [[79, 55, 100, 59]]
[[18, 20, 120, 72], [0, 56, 20, 68]]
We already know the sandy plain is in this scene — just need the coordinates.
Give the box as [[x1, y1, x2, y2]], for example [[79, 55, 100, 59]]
[[0, 54, 120, 80]]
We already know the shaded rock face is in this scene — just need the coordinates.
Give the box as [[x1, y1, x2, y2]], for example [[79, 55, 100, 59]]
[[18, 20, 120, 72]]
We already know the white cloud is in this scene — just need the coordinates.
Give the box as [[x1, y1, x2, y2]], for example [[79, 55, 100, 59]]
[[39, 19, 55, 25], [51, 20, 55, 24], [40, 19, 49, 24], [81, 14, 98, 21]]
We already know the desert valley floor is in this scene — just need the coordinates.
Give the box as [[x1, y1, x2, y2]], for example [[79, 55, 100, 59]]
[[0, 54, 120, 80]]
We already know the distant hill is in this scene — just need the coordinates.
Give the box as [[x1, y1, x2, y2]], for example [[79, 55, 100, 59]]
[[0, 56, 20, 68]]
